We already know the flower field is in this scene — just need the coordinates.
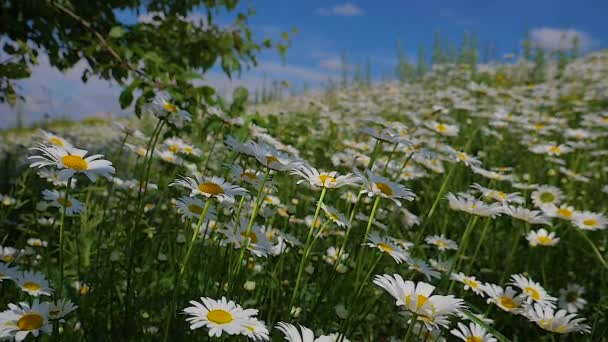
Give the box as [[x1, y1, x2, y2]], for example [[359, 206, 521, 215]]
[[1, 50, 608, 341]]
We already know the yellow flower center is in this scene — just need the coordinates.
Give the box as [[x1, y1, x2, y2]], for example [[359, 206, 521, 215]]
[[549, 146, 561, 154], [456, 152, 468, 161], [466, 337, 483, 342], [207, 309, 233, 324], [525, 286, 541, 301], [188, 204, 204, 215], [163, 102, 178, 113], [537, 236, 552, 245], [465, 278, 479, 288], [436, 123, 448, 132], [62, 155, 88, 171], [241, 172, 257, 181], [558, 208, 572, 218], [405, 294, 429, 309], [241, 231, 259, 244], [377, 242, 393, 253], [183, 146, 193, 154], [1, 255, 13, 263], [435, 240, 448, 248], [57, 197, 73, 208], [499, 296, 517, 310], [23, 282, 42, 291], [49, 137, 64, 146], [534, 122, 544, 130], [266, 155, 279, 164], [318, 174, 337, 186], [375, 182, 393, 196], [583, 218, 597, 227], [169, 144, 179, 153], [17, 313, 44, 331], [198, 182, 224, 196]]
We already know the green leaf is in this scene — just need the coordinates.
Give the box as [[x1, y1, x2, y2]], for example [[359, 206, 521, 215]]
[[232, 87, 248, 106], [119, 88, 134, 109], [109, 26, 126, 38], [461, 311, 511, 342]]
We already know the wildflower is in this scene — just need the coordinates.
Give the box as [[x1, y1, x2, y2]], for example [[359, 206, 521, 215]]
[[571, 211, 607, 231], [321, 204, 350, 229], [324, 246, 348, 268], [183, 297, 262, 338], [15, 271, 53, 297], [0, 263, 17, 282], [42, 189, 84, 215], [531, 185, 563, 208], [525, 304, 590, 334], [510, 274, 557, 308], [483, 284, 522, 313], [542, 204, 576, 221], [291, 164, 361, 189], [451, 322, 497, 342], [0, 246, 20, 263], [175, 197, 217, 221], [358, 169, 415, 206], [275, 322, 349, 342], [407, 258, 441, 281], [29, 144, 115, 182], [450, 273, 485, 296], [558, 284, 587, 313], [502, 206, 551, 225], [48, 299, 78, 321], [471, 183, 524, 204], [39, 130, 72, 148], [426, 121, 459, 136], [425, 235, 458, 251], [443, 146, 482, 167], [144, 93, 192, 126], [365, 232, 409, 263], [526, 229, 559, 247], [529, 143, 573, 156], [0, 300, 51, 341], [445, 193, 503, 218], [250, 142, 301, 171], [219, 219, 274, 257], [171, 175, 248, 204]]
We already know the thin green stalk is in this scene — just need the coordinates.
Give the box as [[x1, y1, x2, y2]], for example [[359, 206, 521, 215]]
[[290, 187, 328, 307], [403, 313, 418, 341], [577, 229, 608, 269], [57, 176, 73, 299], [467, 218, 492, 273], [446, 215, 478, 292], [354, 196, 381, 283]]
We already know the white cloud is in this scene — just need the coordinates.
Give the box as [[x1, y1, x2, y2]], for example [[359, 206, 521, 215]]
[[316, 3, 362, 16], [530, 28, 594, 51]]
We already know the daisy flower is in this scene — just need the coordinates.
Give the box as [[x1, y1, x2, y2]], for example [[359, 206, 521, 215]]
[[39, 130, 72, 148], [571, 211, 607, 231], [48, 299, 78, 321], [526, 229, 559, 247], [241, 318, 269, 341], [324, 246, 348, 267], [445, 193, 503, 218], [175, 197, 217, 221], [510, 274, 557, 307], [226, 164, 266, 188], [471, 183, 524, 204], [182, 297, 257, 338], [450, 272, 485, 296], [29, 144, 115, 182], [0, 246, 20, 263], [451, 322, 497, 342], [525, 304, 590, 334], [291, 164, 361, 189], [542, 203, 576, 221], [365, 232, 409, 264], [0, 263, 17, 282], [407, 258, 441, 281], [502, 206, 551, 225], [224, 135, 255, 156], [0, 300, 51, 341], [529, 143, 573, 156], [425, 235, 458, 251], [15, 271, 53, 297], [443, 146, 482, 167], [37, 169, 74, 188], [321, 204, 350, 229], [358, 169, 415, 206], [250, 142, 301, 172], [42, 189, 84, 215], [275, 322, 350, 342], [156, 150, 183, 165], [558, 284, 587, 313], [483, 284, 522, 313], [171, 175, 248, 204], [426, 121, 459, 136], [219, 219, 274, 257], [144, 93, 192, 126], [531, 185, 563, 208]]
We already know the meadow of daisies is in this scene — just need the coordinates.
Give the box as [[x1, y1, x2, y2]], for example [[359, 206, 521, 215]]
[[1, 51, 608, 342]]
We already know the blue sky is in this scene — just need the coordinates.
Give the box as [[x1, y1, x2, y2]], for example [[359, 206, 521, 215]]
[[2, 0, 608, 127]]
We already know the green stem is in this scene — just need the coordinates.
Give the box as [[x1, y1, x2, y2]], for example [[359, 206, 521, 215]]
[[57, 177, 73, 299], [577, 229, 608, 269], [467, 218, 491, 273], [354, 196, 381, 283], [446, 215, 478, 292], [403, 313, 418, 341], [290, 187, 328, 307]]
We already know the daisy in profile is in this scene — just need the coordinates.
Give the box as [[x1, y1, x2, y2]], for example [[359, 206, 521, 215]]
[[483, 284, 522, 313], [39, 130, 72, 148], [224, 135, 255, 156], [37, 169, 74, 188], [471, 183, 524, 204], [48, 299, 78, 321], [358, 169, 415, 206], [426, 121, 459, 136], [502, 206, 551, 225], [321, 204, 350, 229], [0, 263, 17, 282], [226, 164, 266, 188], [529, 143, 573, 156], [29, 144, 115, 182], [572, 211, 607, 231], [42, 189, 84, 215], [450, 272, 485, 296], [510, 274, 557, 308], [171, 174, 248, 204], [144, 93, 191, 126], [291, 164, 361, 189], [558, 284, 587, 313], [365, 232, 409, 264], [531, 185, 563, 208], [174, 197, 216, 220], [156, 150, 183, 165], [324, 246, 348, 268], [407, 258, 441, 281], [219, 219, 274, 257], [0, 300, 51, 341], [0, 246, 20, 263], [526, 229, 559, 247], [542, 203, 576, 221], [250, 142, 301, 172], [275, 322, 350, 342], [525, 304, 590, 334], [443, 146, 482, 167], [241, 317, 269, 341], [15, 271, 53, 297], [451, 322, 497, 342], [425, 235, 457, 251], [182, 297, 258, 338], [445, 193, 503, 218]]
